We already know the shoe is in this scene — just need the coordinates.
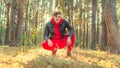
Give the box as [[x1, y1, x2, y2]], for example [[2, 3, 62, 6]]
[[52, 48, 57, 56], [67, 51, 72, 57], [52, 51, 56, 56]]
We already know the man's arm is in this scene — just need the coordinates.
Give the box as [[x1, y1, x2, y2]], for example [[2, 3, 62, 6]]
[[44, 22, 49, 40], [64, 20, 74, 38], [43, 22, 53, 46]]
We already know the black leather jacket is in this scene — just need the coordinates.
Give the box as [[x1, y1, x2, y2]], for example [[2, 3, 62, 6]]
[[44, 19, 74, 40]]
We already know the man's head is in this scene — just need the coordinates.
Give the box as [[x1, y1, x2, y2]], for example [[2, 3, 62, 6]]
[[53, 12, 62, 23]]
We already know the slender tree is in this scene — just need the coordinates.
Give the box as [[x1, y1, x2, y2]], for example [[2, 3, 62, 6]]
[[0, 0, 2, 45], [86, 2, 90, 49], [91, 0, 97, 50], [79, 0, 83, 47], [15, 0, 24, 45]]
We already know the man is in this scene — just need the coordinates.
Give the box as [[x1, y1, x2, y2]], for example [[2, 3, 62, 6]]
[[42, 12, 75, 57]]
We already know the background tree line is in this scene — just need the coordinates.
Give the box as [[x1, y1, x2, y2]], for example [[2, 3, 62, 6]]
[[0, 0, 120, 54]]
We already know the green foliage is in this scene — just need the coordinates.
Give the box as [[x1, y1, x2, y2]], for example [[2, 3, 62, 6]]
[[0, 22, 6, 45]]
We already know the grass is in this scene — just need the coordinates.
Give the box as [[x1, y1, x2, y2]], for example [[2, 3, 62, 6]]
[[0, 46, 120, 68]]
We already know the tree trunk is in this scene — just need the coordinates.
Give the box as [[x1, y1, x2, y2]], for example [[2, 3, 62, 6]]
[[86, 12, 89, 49], [85, 1, 90, 49], [15, 0, 24, 45], [86, 21, 88, 48], [100, 0, 108, 51], [10, 0, 17, 46], [5, 0, 17, 46], [0, 19, 1, 44], [67, 0, 73, 26], [5, 2, 11, 45], [100, 19, 108, 50], [79, 0, 83, 47], [82, 13, 85, 48], [34, 9, 38, 45], [91, 0, 97, 50], [103, 0, 120, 54], [96, 10, 100, 44]]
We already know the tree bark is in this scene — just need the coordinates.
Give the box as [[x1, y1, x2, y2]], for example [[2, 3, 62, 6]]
[[15, 0, 24, 45], [10, 0, 17, 46], [5, 0, 17, 46], [103, 0, 120, 54], [100, 0, 108, 51], [82, 13, 85, 48], [0, 1, 3, 45], [91, 0, 97, 50], [5, 1, 11, 45], [79, 0, 83, 47]]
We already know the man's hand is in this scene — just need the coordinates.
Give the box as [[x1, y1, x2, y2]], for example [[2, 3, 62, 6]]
[[67, 37, 71, 46], [47, 39, 53, 47]]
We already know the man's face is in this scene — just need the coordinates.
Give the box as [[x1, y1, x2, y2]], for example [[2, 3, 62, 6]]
[[54, 14, 61, 23]]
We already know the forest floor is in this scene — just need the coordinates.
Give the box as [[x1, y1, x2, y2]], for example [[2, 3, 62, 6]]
[[0, 46, 120, 68]]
